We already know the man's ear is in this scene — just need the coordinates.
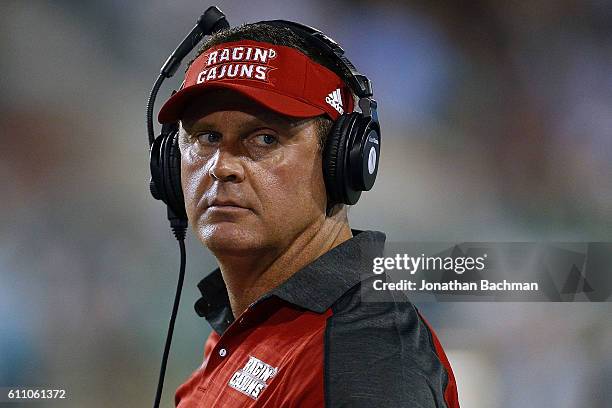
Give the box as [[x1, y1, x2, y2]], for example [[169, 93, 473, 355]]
[[177, 121, 188, 151]]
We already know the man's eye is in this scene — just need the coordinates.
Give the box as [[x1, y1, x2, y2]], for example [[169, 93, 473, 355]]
[[196, 132, 220, 144], [253, 134, 278, 146]]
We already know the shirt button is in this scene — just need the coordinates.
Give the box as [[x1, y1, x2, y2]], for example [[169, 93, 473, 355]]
[[219, 348, 227, 357]]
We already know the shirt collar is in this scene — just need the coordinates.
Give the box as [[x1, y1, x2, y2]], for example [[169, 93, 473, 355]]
[[194, 229, 386, 333]]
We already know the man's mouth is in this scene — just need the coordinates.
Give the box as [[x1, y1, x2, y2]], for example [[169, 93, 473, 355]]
[[205, 198, 253, 214]]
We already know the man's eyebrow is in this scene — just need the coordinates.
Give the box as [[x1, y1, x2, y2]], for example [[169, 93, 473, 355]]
[[180, 119, 220, 132]]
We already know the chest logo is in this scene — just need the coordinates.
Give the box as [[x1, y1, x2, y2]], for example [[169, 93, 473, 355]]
[[228, 355, 278, 400]]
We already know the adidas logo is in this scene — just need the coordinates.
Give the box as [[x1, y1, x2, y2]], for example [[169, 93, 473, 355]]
[[325, 88, 344, 114]]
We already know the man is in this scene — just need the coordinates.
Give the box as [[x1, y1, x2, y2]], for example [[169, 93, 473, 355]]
[[157, 22, 459, 407]]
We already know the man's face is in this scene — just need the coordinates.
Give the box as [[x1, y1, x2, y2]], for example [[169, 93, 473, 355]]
[[178, 88, 328, 255]]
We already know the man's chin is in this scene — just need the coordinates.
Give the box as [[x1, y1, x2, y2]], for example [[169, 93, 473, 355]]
[[197, 222, 265, 255]]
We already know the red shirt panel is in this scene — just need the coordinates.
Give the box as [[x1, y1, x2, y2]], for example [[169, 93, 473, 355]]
[[175, 298, 330, 407]]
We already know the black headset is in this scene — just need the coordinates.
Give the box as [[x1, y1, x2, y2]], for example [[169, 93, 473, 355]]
[[147, 8, 381, 231]]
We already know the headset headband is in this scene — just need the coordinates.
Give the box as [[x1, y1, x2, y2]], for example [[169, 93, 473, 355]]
[[256, 20, 374, 99]]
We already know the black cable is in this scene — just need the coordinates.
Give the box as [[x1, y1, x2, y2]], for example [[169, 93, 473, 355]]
[[146, 75, 165, 147], [152, 238, 186, 408]]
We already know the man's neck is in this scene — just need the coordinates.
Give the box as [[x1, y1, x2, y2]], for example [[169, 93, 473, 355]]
[[216, 215, 353, 320]]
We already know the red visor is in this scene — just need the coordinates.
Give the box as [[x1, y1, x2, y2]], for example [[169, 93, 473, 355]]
[[158, 40, 354, 124]]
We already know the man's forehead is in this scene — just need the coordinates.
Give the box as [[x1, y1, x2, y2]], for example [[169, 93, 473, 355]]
[[180, 89, 311, 129]]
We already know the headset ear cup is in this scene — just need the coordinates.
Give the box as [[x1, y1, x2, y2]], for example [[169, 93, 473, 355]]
[[323, 113, 362, 206], [150, 135, 165, 201], [323, 114, 348, 206], [348, 116, 380, 192], [150, 129, 187, 221], [161, 131, 186, 220], [166, 131, 186, 218]]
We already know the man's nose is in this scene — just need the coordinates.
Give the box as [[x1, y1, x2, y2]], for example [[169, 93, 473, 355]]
[[207, 149, 245, 183]]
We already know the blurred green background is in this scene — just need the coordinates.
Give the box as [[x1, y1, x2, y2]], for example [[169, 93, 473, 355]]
[[1, 1, 611, 407]]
